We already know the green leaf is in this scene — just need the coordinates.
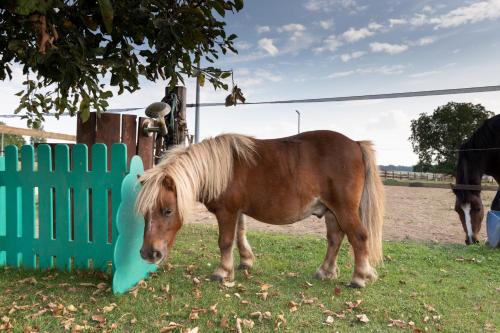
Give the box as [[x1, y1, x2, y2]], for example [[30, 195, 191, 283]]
[[197, 73, 205, 87], [234, 0, 244, 10], [99, 0, 114, 33]]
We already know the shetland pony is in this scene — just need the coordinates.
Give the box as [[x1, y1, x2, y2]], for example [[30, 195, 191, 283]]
[[136, 130, 385, 288], [453, 114, 500, 244]]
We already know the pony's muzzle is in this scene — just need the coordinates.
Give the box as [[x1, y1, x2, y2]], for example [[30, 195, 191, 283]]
[[140, 246, 165, 264]]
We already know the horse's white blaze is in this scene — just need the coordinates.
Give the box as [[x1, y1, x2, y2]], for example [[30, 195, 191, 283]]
[[461, 203, 473, 243]]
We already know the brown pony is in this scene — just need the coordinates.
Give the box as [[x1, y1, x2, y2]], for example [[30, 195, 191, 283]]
[[136, 130, 385, 288]]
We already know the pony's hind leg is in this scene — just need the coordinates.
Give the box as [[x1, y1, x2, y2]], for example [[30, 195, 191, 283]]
[[327, 206, 377, 288], [211, 210, 238, 281], [315, 211, 345, 280], [236, 215, 255, 270]]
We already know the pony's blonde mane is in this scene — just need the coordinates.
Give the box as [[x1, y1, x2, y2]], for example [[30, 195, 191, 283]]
[[136, 134, 256, 220]]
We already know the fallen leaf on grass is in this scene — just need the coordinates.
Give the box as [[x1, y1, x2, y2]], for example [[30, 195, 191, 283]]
[[223, 281, 235, 288], [356, 314, 369, 323], [220, 316, 229, 328], [256, 292, 268, 301], [242, 319, 255, 329], [102, 303, 117, 313], [236, 318, 243, 333], [66, 305, 77, 313], [91, 314, 106, 323], [388, 319, 406, 328], [288, 301, 298, 313], [324, 316, 334, 325], [260, 283, 272, 291], [333, 287, 341, 296], [160, 322, 183, 332]]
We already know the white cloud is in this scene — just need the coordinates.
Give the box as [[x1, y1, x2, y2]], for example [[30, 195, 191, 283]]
[[342, 27, 374, 43], [255, 69, 282, 82], [408, 70, 441, 78], [432, 0, 500, 29], [304, 0, 364, 12], [389, 18, 407, 27], [313, 34, 342, 53], [422, 5, 434, 13], [340, 51, 365, 62], [278, 23, 306, 33], [392, 0, 500, 29], [370, 42, 409, 55], [416, 36, 435, 46], [319, 19, 334, 29], [258, 38, 279, 56], [367, 22, 383, 31], [256, 25, 271, 34], [327, 64, 405, 78], [410, 13, 429, 26], [235, 41, 252, 50]]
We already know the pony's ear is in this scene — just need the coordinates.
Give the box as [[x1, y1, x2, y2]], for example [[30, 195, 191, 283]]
[[163, 176, 176, 191]]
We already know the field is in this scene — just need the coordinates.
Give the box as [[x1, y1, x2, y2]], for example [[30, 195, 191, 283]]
[[0, 186, 499, 332]]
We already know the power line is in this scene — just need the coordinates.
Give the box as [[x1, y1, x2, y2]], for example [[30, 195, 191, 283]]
[[2, 84, 500, 118], [186, 84, 500, 108]]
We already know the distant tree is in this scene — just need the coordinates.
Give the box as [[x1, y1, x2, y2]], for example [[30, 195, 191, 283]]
[[0, 121, 26, 149], [409, 102, 494, 174], [0, 0, 244, 127], [29, 124, 47, 145]]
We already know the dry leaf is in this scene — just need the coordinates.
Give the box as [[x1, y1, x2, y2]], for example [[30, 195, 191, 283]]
[[102, 303, 117, 313], [242, 319, 254, 328], [388, 319, 406, 328], [325, 316, 334, 324], [356, 314, 369, 323], [130, 318, 137, 324], [223, 281, 235, 288], [189, 311, 199, 321], [256, 292, 268, 301], [263, 311, 272, 320], [220, 316, 229, 328], [236, 318, 243, 333], [66, 305, 77, 312], [160, 322, 183, 332], [91, 315, 106, 323], [260, 283, 272, 291]]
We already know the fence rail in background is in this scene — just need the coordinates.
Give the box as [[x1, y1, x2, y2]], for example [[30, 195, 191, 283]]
[[379, 170, 496, 184]]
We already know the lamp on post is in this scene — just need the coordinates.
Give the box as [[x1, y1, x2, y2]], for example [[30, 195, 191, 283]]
[[295, 110, 301, 134]]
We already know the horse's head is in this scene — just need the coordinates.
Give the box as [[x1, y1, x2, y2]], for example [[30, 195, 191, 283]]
[[453, 190, 483, 245], [137, 175, 183, 264]]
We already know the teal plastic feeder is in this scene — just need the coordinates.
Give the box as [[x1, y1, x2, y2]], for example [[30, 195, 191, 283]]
[[486, 210, 500, 248]]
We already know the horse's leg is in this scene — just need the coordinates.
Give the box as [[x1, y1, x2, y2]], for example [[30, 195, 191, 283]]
[[211, 210, 238, 281], [315, 211, 344, 280], [236, 215, 255, 270], [328, 206, 376, 288], [491, 191, 500, 211]]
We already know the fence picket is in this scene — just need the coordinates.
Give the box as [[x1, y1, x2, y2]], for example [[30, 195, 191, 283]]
[[20, 146, 36, 268]]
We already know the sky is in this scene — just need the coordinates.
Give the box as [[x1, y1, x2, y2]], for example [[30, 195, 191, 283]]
[[1, 0, 500, 165]]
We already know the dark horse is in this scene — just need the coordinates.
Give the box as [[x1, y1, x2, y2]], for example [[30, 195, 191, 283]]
[[453, 114, 500, 245], [136, 130, 385, 288]]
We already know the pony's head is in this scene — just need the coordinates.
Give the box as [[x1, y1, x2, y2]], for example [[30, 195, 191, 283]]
[[453, 189, 483, 245], [137, 174, 183, 264]]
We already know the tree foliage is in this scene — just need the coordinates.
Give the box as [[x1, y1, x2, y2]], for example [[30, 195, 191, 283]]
[[0, 0, 243, 127], [409, 102, 494, 174]]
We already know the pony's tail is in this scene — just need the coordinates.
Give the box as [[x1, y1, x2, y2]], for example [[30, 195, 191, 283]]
[[358, 141, 385, 267]]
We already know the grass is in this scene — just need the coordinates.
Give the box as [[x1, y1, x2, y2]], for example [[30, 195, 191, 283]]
[[1, 224, 499, 332], [382, 178, 498, 191]]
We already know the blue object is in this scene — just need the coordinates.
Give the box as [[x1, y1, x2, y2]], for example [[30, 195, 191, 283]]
[[486, 210, 500, 248]]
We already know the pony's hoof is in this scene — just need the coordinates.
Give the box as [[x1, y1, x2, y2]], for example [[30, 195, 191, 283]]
[[210, 274, 224, 282], [314, 267, 339, 280], [347, 281, 364, 289], [238, 263, 252, 270]]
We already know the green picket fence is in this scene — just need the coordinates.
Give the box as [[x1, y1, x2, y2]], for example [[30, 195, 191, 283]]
[[0, 144, 156, 294]]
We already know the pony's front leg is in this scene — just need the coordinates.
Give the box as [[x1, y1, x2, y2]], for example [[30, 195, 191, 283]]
[[315, 211, 344, 280], [211, 210, 238, 281], [236, 214, 255, 270]]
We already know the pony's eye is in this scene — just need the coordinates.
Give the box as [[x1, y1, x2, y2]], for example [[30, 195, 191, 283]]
[[162, 208, 173, 217]]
